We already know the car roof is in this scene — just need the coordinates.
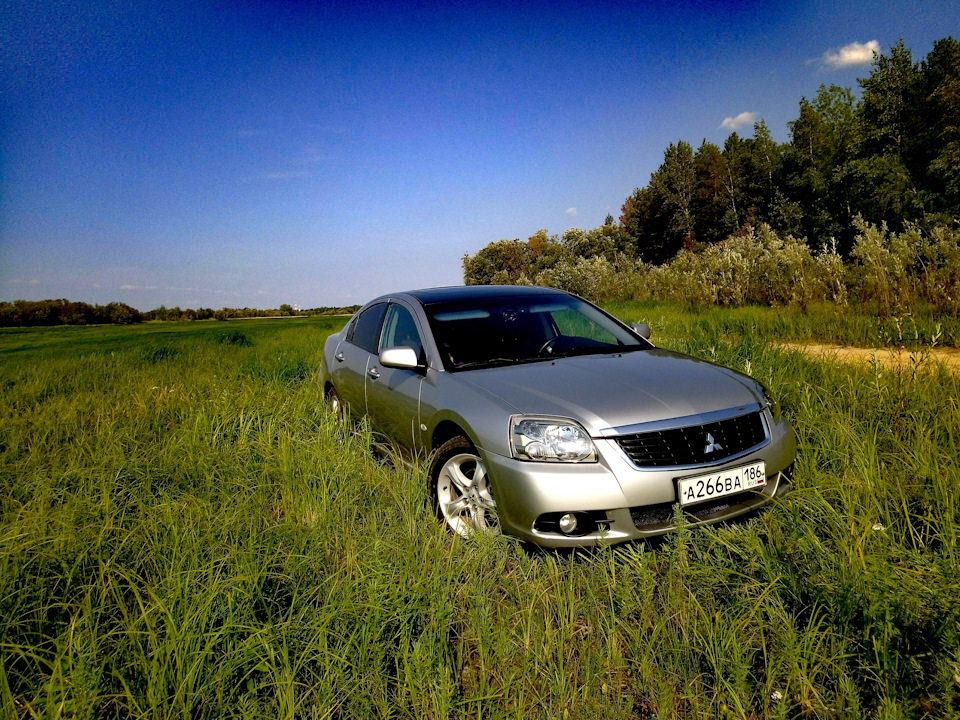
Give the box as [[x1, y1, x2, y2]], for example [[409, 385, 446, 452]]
[[400, 285, 569, 305]]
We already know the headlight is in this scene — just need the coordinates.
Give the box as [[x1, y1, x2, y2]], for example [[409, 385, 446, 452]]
[[511, 417, 597, 462], [759, 383, 782, 422]]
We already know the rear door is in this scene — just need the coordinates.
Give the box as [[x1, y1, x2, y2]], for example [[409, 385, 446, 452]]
[[330, 302, 387, 416]]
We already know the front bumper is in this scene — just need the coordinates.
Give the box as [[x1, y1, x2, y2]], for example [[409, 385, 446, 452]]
[[481, 414, 797, 548]]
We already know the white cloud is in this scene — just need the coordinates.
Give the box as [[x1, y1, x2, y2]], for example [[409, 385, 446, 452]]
[[820, 40, 880, 70], [720, 111, 757, 131], [565, 207, 578, 216], [120, 283, 158, 291]]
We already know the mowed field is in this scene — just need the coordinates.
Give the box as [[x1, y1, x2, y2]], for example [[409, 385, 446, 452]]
[[1, 307, 958, 719]]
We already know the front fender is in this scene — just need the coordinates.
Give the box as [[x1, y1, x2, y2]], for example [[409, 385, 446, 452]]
[[419, 370, 519, 457]]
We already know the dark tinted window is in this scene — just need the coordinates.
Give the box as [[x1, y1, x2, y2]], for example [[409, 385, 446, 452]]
[[351, 303, 388, 353], [426, 295, 646, 370]]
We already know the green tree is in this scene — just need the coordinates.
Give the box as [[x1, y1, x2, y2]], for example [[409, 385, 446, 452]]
[[649, 141, 697, 246], [859, 39, 919, 159], [620, 186, 672, 263], [692, 140, 736, 245], [846, 40, 923, 227], [462, 231, 565, 286], [738, 120, 795, 231], [915, 37, 960, 216], [718, 133, 747, 231], [561, 224, 633, 261], [786, 85, 860, 243], [839, 154, 922, 226]]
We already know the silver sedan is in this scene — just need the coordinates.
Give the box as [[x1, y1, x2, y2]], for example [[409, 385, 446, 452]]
[[320, 285, 796, 547]]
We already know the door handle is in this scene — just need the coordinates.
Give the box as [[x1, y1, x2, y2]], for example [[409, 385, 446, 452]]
[[367, 367, 381, 380], [335, 352, 345, 362]]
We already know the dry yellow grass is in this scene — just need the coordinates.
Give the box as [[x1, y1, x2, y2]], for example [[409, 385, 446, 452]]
[[776, 342, 960, 373]]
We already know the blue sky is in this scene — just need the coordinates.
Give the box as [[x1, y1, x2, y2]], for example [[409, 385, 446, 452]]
[[1, 0, 956, 310]]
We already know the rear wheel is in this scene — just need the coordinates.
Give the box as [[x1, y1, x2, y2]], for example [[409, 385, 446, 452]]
[[428, 436, 498, 537], [325, 385, 350, 440], [325, 385, 344, 416]]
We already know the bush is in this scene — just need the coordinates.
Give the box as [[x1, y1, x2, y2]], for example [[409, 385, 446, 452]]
[[917, 224, 960, 316], [533, 256, 613, 301], [850, 218, 916, 316], [462, 219, 960, 320], [646, 225, 818, 309]]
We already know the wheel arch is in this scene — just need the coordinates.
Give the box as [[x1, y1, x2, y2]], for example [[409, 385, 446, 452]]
[[431, 419, 474, 452]]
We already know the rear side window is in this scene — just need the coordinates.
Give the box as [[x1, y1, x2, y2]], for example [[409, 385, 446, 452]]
[[350, 303, 388, 353]]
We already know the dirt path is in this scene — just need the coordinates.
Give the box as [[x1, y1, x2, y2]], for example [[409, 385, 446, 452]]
[[775, 342, 960, 373]]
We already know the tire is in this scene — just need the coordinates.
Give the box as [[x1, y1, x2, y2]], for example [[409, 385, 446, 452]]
[[325, 385, 350, 440], [325, 385, 344, 416], [428, 436, 498, 538]]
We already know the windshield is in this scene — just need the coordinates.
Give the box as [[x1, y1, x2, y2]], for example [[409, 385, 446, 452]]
[[425, 294, 648, 371]]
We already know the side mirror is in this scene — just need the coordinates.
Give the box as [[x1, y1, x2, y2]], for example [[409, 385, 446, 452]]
[[379, 346, 421, 370], [631, 322, 651, 339]]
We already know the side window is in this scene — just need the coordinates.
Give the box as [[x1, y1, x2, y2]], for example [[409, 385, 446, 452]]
[[344, 314, 359, 342], [380, 304, 424, 361], [351, 303, 388, 353]]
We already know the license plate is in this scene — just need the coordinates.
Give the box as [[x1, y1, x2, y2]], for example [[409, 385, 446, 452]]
[[677, 460, 766, 506]]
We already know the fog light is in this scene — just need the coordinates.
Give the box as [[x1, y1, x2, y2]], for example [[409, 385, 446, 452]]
[[559, 513, 578, 534]]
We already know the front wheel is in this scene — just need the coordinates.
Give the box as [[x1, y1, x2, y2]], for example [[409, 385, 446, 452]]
[[428, 436, 498, 537]]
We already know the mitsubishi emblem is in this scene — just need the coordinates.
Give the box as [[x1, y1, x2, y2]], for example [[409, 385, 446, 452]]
[[704, 432, 723, 454]]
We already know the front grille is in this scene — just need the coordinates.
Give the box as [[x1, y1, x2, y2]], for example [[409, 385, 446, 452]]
[[615, 411, 765, 468]]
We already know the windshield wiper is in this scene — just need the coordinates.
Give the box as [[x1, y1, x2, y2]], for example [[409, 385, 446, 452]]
[[545, 345, 645, 360], [544, 347, 610, 359], [454, 356, 552, 370]]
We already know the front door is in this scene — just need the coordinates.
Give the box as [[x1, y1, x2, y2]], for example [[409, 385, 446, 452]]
[[365, 302, 426, 452]]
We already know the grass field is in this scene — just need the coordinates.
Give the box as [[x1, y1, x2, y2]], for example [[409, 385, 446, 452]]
[[1, 308, 958, 719], [605, 300, 960, 351]]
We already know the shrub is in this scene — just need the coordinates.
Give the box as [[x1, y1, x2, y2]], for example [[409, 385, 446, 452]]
[[533, 256, 614, 301], [850, 218, 916, 317], [646, 225, 817, 309], [813, 238, 849, 309], [462, 219, 960, 319], [917, 224, 960, 316]]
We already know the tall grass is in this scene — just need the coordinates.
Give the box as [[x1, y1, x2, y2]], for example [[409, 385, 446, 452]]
[[605, 299, 960, 350], [1, 314, 958, 718]]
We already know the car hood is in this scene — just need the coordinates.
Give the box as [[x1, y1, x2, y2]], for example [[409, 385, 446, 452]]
[[457, 348, 762, 434]]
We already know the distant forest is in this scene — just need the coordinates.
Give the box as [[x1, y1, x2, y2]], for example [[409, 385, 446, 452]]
[[463, 38, 960, 313], [0, 300, 360, 328]]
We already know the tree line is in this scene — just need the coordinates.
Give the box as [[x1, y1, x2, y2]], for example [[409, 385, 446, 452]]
[[464, 37, 960, 303], [0, 300, 143, 327], [0, 300, 360, 327]]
